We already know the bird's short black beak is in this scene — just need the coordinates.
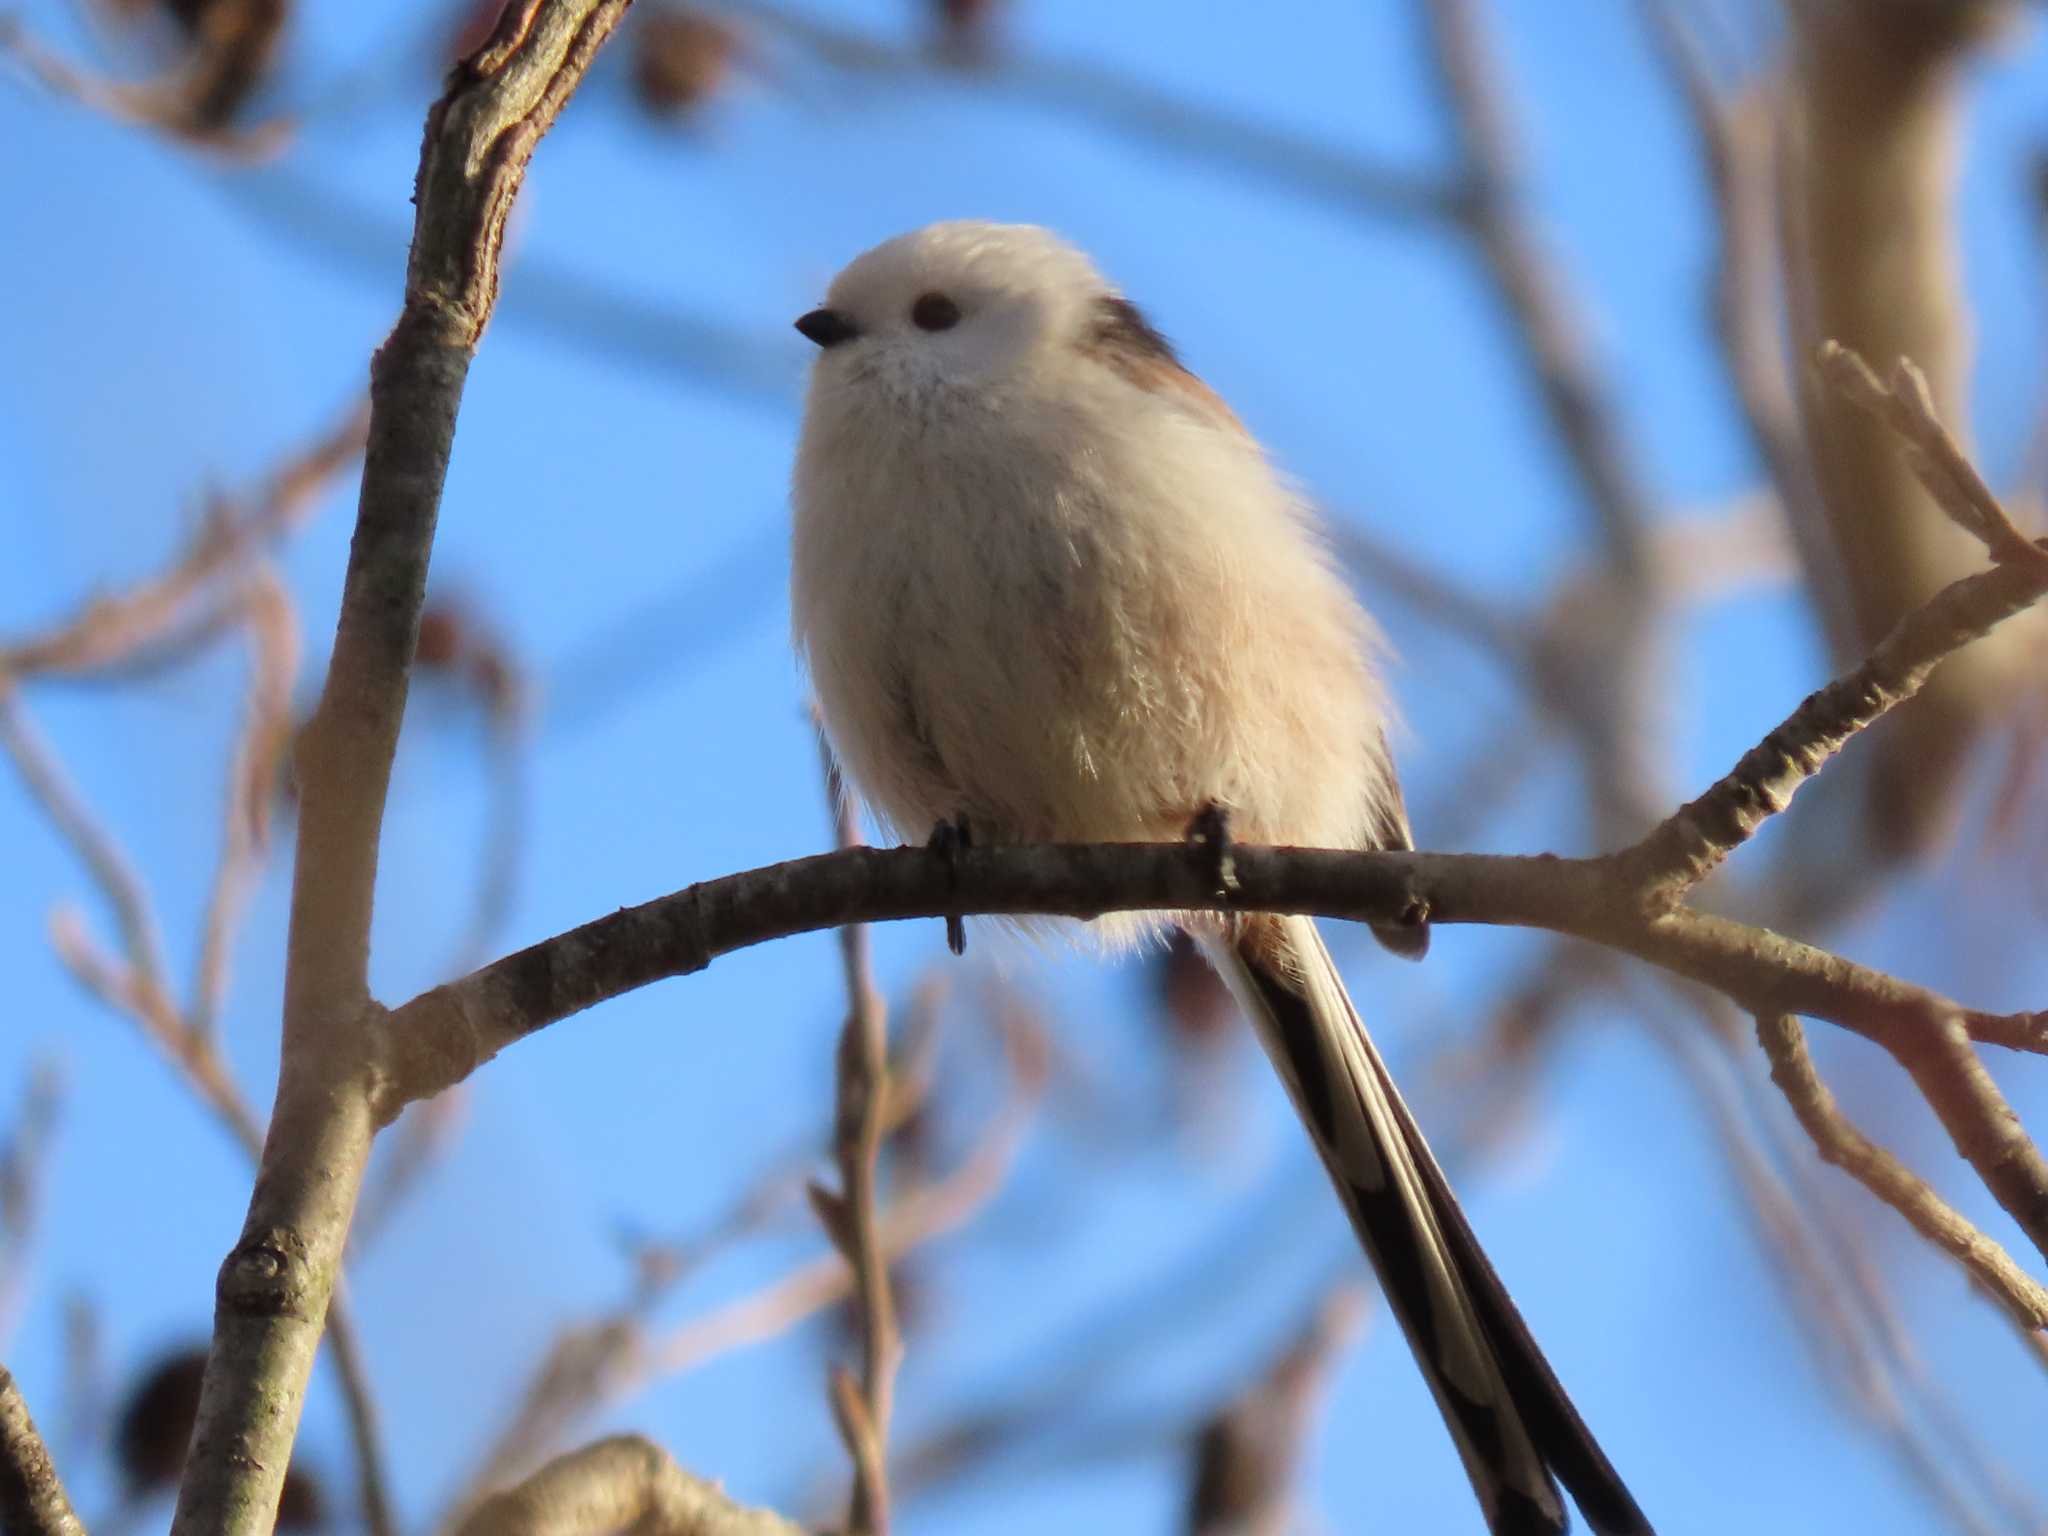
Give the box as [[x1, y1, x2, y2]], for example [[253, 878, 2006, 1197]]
[[795, 308, 860, 349]]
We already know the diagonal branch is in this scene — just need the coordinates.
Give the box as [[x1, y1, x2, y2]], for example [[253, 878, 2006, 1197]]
[[0, 689, 172, 998], [1420, 0, 1655, 579], [1416, 0, 1674, 856], [640, 1026, 1043, 1385], [189, 567, 299, 1045], [170, 6, 632, 1534], [1755, 1014, 2048, 1334], [11, 587, 395, 1536], [1631, 344, 2048, 896], [0, 11, 290, 161], [1782, 0, 2023, 859], [1820, 344, 2048, 574], [0, 1366, 84, 1536], [1633, 0, 1854, 660], [0, 399, 366, 683], [1630, 555, 2047, 895], [716, 0, 1454, 226]]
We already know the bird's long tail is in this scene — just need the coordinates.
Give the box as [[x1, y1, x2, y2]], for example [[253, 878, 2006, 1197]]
[[1206, 913, 1651, 1536]]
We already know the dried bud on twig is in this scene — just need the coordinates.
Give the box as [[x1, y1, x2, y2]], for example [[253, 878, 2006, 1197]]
[[931, 0, 1002, 66], [1157, 927, 1235, 1048], [632, 8, 737, 119], [114, 1347, 207, 1495], [115, 1345, 327, 1523], [413, 598, 530, 728], [163, 0, 287, 130], [15, 0, 288, 148]]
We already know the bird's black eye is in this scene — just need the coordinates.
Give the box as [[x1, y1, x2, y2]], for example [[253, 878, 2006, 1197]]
[[910, 291, 961, 332]]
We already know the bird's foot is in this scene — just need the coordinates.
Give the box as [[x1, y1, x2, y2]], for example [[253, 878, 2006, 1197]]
[[927, 814, 973, 956], [1183, 802, 1238, 900]]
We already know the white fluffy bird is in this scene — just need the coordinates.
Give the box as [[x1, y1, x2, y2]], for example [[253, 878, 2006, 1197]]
[[790, 221, 1648, 1536]]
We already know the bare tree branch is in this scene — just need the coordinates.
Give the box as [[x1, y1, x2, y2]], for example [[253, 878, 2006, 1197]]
[[814, 745, 900, 1535], [44, 919, 399, 1536], [1782, 0, 2031, 858], [7, 614, 393, 1536], [0, 9, 290, 160], [717, 0, 1455, 225], [385, 809, 2048, 1285], [1633, 3, 1852, 657], [369, 530, 2048, 1326], [170, 5, 631, 1533], [0, 1063, 61, 1349], [451, 1434, 801, 1536], [447, 979, 956, 1513], [1184, 1286, 1365, 1536], [1635, 343, 2048, 895], [1421, 0, 1656, 577], [0, 399, 366, 683], [0, 1365, 84, 1536], [1821, 345, 2048, 574], [190, 568, 299, 1045], [1415, 0, 1679, 874], [1756, 1013, 2048, 1333], [0, 688, 172, 999], [642, 1019, 1044, 1383]]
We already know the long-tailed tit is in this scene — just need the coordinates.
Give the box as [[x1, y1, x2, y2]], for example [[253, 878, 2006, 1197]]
[[791, 221, 1649, 1536]]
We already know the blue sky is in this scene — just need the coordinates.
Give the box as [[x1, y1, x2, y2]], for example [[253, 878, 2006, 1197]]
[[4, 3, 2048, 1532]]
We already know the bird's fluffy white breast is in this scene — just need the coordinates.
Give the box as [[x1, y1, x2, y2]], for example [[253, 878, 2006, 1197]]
[[792, 348, 1399, 860]]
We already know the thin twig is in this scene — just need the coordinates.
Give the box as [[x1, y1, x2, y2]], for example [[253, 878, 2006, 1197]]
[[643, 1016, 1045, 1382], [190, 567, 299, 1045], [0, 688, 171, 998], [1820, 343, 2048, 573], [1634, 553, 2048, 896], [0, 10, 289, 159], [1633, 2, 1855, 659], [1636, 342, 2048, 896], [816, 739, 901, 1534], [1420, 0, 1656, 578], [47, 911, 263, 1155], [1967, 1009, 2048, 1055], [718, 0, 1455, 225], [1649, 1008, 1893, 1392], [1418, 0, 1672, 852], [1747, 1046, 2048, 1535], [1782, 2, 2021, 859], [445, 977, 954, 1516], [40, 915, 398, 1536], [0, 1064, 62, 1350], [448, 1003, 1036, 1518], [1185, 1285, 1367, 1536], [0, 399, 366, 682], [1649, 994, 2028, 1534], [1757, 1013, 2048, 1333]]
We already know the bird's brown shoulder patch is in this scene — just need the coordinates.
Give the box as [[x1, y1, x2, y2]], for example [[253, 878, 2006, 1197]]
[[1081, 295, 1248, 439]]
